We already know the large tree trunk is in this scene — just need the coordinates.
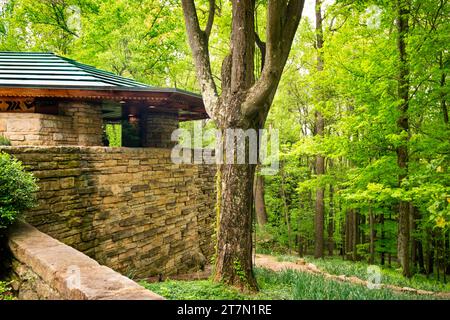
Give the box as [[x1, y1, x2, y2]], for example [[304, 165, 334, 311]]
[[254, 173, 268, 225], [396, 0, 412, 278], [182, 0, 305, 291], [214, 163, 258, 290]]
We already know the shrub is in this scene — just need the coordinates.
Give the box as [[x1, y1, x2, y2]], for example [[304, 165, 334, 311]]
[[0, 136, 11, 146], [0, 152, 38, 229]]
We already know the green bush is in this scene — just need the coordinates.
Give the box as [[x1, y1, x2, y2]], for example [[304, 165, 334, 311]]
[[0, 152, 38, 229], [0, 136, 11, 146]]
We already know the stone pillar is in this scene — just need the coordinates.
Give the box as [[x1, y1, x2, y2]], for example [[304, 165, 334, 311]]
[[59, 102, 103, 146], [141, 112, 179, 149]]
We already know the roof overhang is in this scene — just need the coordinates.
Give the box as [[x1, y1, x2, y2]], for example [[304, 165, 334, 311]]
[[0, 86, 208, 121]]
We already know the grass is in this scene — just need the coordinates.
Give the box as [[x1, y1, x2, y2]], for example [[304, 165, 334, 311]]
[[141, 267, 441, 300], [299, 255, 450, 293]]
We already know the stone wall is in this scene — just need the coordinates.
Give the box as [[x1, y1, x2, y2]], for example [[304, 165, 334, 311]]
[[0, 146, 216, 279], [0, 101, 103, 146], [7, 222, 164, 300]]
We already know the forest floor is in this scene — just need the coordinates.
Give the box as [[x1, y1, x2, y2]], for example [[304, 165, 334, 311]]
[[254, 254, 450, 299], [140, 254, 450, 300]]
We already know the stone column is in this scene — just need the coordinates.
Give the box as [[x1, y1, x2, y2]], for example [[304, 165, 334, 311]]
[[141, 112, 179, 149], [59, 102, 103, 146]]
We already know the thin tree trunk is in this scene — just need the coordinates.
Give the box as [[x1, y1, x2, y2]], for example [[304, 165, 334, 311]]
[[410, 204, 417, 273], [346, 210, 355, 261], [280, 163, 292, 254], [314, 0, 325, 259], [254, 172, 268, 225], [440, 52, 448, 124], [417, 239, 425, 274], [396, 0, 412, 278], [369, 208, 376, 264], [426, 230, 434, 276], [380, 214, 385, 266], [353, 211, 360, 261], [327, 184, 334, 256]]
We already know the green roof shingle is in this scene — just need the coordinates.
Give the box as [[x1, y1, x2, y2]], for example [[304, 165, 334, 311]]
[[0, 52, 151, 89]]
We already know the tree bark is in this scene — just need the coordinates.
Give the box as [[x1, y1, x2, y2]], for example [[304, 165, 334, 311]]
[[380, 214, 385, 265], [280, 162, 292, 253], [327, 184, 334, 256], [353, 211, 360, 261], [254, 172, 268, 225], [369, 208, 376, 264], [396, 0, 412, 278], [410, 204, 418, 272], [439, 52, 448, 124], [345, 210, 355, 261], [313, 0, 326, 259], [417, 239, 425, 273], [215, 163, 258, 290]]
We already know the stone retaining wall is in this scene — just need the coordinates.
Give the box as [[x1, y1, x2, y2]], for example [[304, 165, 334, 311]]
[[7, 222, 163, 300], [0, 146, 216, 278]]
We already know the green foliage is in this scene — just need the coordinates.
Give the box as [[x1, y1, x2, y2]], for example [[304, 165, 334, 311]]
[[105, 124, 122, 147], [141, 268, 441, 300], [260, 0, 449, 280], [0, 136, 11, 146], [0, 281, 14, 300], [141, 279, 250, 300], [0, 152, 38, 229], [303, 255, 450, 293]]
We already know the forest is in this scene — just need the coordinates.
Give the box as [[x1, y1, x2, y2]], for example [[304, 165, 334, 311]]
[[0, 0, 449, 299]]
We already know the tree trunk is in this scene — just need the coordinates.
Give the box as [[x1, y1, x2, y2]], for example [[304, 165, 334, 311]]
[[280, 163, 292, 253], [327, 184, 334, 256], [380, 214, 385, 265], [346, 210, 355, 261], [410, 204, 418, 273], [313, 0, 325, 259], [417, 239, 425, 274], [254, 173, 268, 225], [369, 208, 376, 264], [353, 211, 360, 261], [182, 0, 306, 292], [440, 52, 448, 124], [396, 0, 412, 278], [214, 163, 258, 291]]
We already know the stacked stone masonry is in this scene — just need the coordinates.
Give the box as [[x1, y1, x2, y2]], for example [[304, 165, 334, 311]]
[[141, 112, 179, 149], [0, 146, 216, 279], [0, 102, 103, 146]]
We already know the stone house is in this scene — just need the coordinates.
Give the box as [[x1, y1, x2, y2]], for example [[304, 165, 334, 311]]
[[0, 52, 207, 147], [0, 52, 216, 295]]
